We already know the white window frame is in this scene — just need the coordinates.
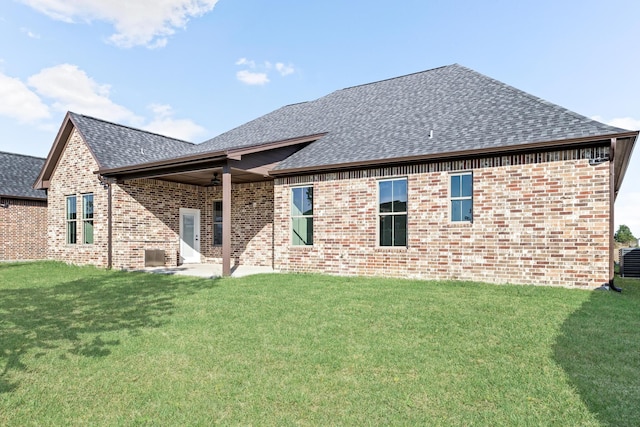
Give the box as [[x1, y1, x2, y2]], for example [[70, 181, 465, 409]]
[[450, 172, 473, 223], [212, 200, 223, 247], [377, 177, 408, 247], [291, 185, 313, 246], [82, 193, 94, 244], [66, 195, 77, 244]]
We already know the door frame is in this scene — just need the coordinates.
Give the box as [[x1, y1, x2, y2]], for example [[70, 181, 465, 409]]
[[179, 207, 201, 263]]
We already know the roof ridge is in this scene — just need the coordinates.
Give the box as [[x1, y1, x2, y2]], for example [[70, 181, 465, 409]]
[[0, 150, 46, 160], [337, 64, 457, 92], [69, 112, 197, 145]]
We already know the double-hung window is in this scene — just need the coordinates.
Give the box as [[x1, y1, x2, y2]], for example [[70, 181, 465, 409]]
[[378, 178, 407, 246], [291, 186, 313, 246], [82, 194, 94, 244], [66, 195, 77, 244], [212, 200, 223, 246], [450, 172, 473, 222]]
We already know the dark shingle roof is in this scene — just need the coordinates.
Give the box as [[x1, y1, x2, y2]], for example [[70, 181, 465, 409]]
[[195, 64, 628, 170], [69, 113, 196, 169], [0, 151, 47, 199], [63, 64, 630, 173]]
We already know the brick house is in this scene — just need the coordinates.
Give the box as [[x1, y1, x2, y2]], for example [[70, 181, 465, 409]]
[[0, 151, 47, 261], [35, 64, 637, 287]]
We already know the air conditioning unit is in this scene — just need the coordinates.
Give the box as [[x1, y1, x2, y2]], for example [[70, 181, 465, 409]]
[[620, 248, 640, 278]]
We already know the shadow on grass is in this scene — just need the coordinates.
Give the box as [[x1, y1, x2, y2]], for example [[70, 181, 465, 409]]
[[0, 264, 217, 394], [553, 277, 640, 427]]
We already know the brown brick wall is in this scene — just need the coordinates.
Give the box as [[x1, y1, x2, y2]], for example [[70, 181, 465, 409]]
[[0, 198, 47, 260], [202, 181, 273, 267], [48, 129, 109, 266], [112, 179, 273, 269], [48, 129, 274, 269], [274, 156, 611, 288]]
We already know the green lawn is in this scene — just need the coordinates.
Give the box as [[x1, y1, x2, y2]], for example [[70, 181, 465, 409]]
[[1, 262, 638, 426]]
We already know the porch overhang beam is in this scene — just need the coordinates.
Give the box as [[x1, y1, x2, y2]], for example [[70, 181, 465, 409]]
[[96, 156, 228, 182]]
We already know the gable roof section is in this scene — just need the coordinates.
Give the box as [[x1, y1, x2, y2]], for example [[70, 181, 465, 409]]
[[0, 151, 46, 200], [34, 112, 197, 189], [198, 64, 630, 173], [69, 113, 195, 169]]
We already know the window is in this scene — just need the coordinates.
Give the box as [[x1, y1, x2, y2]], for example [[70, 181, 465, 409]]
[[82, 194, 94, 244], [291, 186, 313, 245], [450, 172, 473, 222], [212, 200, 222, 246], [66, 195, 77, 244], [378, 178, 407, 246]]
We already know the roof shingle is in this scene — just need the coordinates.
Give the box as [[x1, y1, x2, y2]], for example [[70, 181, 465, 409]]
[[63, 64, 630, 173], [0, 151, 47, 199], [69, 113, 196, 169], [197, 64, 627, 170]]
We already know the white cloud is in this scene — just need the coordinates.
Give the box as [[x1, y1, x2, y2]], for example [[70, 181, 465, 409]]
[[1, 64, 205, 144], [20, 27, 41, 39], [18, 0, 218, 48], [592, 115, 640, 131], [143, 103, 205, 141], [616, 190, 640, 237], [235, 58, 296, 85], [603, 116, 640, 236], [27, 64, 141, 124], [0, 72, 51, 122], [275, 62, 295, 76], [236, 70, 270, 86], [235, 57, 255, 68]]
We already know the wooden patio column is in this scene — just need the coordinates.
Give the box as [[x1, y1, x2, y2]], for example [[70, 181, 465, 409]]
[[222, 164, 232, 277]]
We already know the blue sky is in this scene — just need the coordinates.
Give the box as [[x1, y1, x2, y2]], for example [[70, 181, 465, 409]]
[[1, 0, 638, 232]]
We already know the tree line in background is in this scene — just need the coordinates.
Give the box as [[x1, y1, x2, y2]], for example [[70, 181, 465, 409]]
[[615, 225, 638, 246]]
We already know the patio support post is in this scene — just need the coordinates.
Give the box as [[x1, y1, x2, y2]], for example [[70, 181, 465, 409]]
[[222, 164, 232, 277]]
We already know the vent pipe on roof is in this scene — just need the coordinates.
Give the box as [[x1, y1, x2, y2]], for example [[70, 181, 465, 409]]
[[429, 130, 434, 139]]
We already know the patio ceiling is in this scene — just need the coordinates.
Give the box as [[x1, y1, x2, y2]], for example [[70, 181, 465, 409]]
[[96, 135, 324, 186]]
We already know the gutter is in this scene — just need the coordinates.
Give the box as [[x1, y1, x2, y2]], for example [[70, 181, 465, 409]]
[[270, 132, 638, 177]]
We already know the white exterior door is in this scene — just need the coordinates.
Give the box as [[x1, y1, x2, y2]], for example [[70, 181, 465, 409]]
[[179, 208, 201, 263]]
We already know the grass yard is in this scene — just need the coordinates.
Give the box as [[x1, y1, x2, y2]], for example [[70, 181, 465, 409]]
[[1, 262, 639, 426]]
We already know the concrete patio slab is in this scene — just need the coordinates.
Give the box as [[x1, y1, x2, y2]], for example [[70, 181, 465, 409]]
[[139, 263, 275, 279]]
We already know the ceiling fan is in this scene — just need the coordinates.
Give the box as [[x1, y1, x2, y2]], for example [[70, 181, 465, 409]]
[[206, 172, 221, 187]]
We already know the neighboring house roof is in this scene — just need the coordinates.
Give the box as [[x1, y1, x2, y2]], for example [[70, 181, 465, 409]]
[[0, 151, 47, 200], [69, 113, 195, 169], [197, 64, 629, 171]]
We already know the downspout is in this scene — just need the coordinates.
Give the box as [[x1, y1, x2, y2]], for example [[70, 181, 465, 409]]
[[100, 175, 113, 269], [107, 180, 113, 269], [608, 138, 622, 292]]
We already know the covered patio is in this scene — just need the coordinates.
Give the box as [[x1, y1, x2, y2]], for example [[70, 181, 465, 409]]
[[97, 134, 323, 276]]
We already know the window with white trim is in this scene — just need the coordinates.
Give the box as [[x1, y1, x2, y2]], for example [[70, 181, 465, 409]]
[[82, 194, 94, 244], [291, 186, 313, 246], [212, 200, 222, 246], [378, 178, 407, 246], [66, 195, 77, 244], [450, 172, 473, 222]]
